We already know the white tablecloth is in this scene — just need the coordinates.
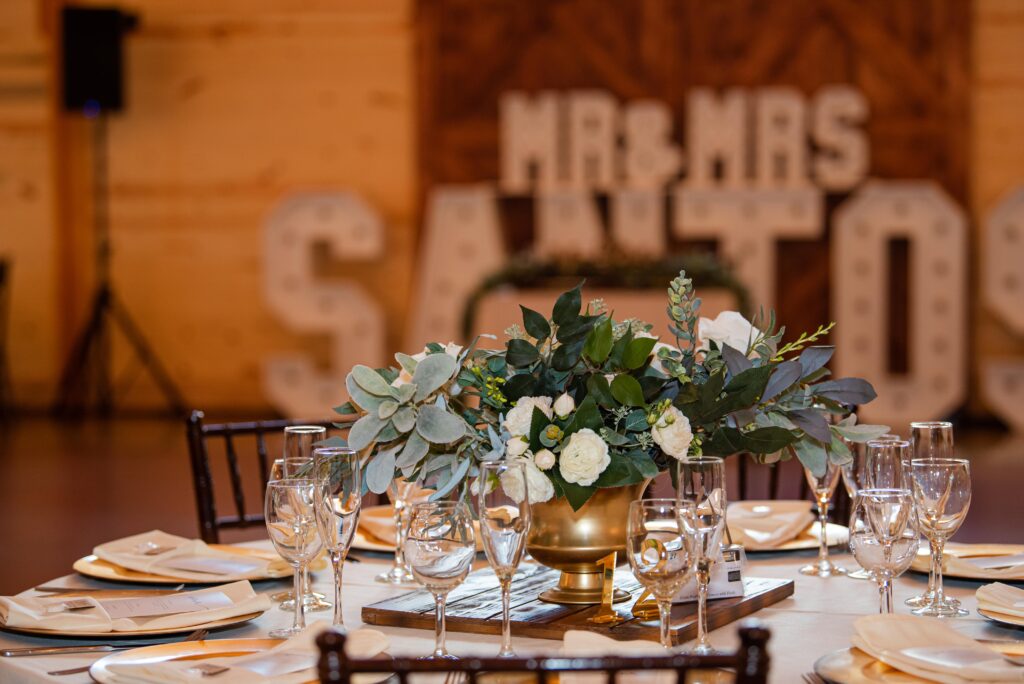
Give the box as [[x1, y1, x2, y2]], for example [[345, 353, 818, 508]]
[[1, 545, 1020, 683]]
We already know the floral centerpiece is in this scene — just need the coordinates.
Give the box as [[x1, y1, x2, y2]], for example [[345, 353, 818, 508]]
[[334, 271, 888, 601]]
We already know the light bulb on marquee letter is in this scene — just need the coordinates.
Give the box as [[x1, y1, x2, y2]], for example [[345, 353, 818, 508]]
[[832, 182, 967, 428], [263, 193, 386, 418]]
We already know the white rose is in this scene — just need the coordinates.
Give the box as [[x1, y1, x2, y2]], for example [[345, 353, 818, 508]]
[[553, 393, 575, 419], [651, 406, 694, 460], [534, 448, 556, 471], [392, 343, 463, 387], [503, 396, 553, 437], [558, 428, 610, 487], [697, 311, 763, 357], [500, 457, 555, 504], [505, 436, 530, 457]]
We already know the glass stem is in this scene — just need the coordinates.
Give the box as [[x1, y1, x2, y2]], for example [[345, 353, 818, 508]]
[[697, 560, 710, 647], [292, 565, 306, 631], [931, 536, 946, 605], [878, 574, 894, 613], [657, 599, 673, 649], [331, 552, 344, 627], [433, 592, 448, 658], [302, 565, 311, 600], [498, 578, 513, 657], [817, 496, 830, 570], [393, 503, 407, 574]]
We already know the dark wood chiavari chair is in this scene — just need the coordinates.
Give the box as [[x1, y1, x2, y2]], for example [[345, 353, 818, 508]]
[[317, 621, 771, 684], [184, 409, 354, 543], [733, 454, 811, 502]]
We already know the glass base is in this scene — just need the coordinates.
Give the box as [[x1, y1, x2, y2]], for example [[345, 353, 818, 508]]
[[800, 561, 847, 578], [279, 592, 331, 612], [268, 626, 305, 638], [419, 653, 459, 661], [689, 642, 721, 655], [847, 569, 873, 580], [905, 591, 960, 609], [376, 566, 416, 585], [912, 599, 969, 618]]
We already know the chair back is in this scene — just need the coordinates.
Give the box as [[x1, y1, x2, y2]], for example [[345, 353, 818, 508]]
[[733, 455, 810, 501], [317, 621, 771, 684], [185, 409, 352, 543]]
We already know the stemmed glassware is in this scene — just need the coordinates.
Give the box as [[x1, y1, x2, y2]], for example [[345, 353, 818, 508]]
[[849, 488, 919, 613], [905, 421, 956, 610], [265, 478, 323, 637], [626, 499, 696, 649], [312, 446, 362, 629], [377, 478, 427, 585], [840, 434, 901, 580], [908, 457, 972, 617], [677, 456, 726, 655], [477, 462, 531, 657], [801, 458, 846, 577], [405, 501, 476, 659]]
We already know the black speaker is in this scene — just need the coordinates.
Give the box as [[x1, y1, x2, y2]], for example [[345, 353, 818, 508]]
[[61, 6, 138, 113]]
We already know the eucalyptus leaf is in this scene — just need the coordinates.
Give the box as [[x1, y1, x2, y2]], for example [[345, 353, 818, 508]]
[[623, 409, 649, 432], [788, 408, 832, 443], [762, 360, 803, 402], [799, 346, 834, 379], [395, 353, 419, 376], [812, 378, 877, 405], [392, 406, 416, 433], [365, 445, 399, 494], [352, 365, 396, 397], [429, 457, 472, 500], [396, 431, 429, 468], [832, 423, 893, 443], [416, 405, 466, 444], [721, 344, 753, 377], [412, 353, 458, 402], [333, 402, 358, 416], [348, 413, 387, 451], [378, 400, 398, 420], [792, 438, 827, 477], [346, 375, 385, 412], [520, 306, 551, 340], [395, 383, 417, 404]]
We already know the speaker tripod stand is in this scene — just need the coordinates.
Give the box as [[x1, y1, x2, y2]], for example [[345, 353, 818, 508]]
[[52, 115, 186, 417]]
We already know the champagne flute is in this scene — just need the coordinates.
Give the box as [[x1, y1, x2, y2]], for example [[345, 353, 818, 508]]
[[909, 457, 971, 617], [801, 458, 846, 577], [265, 478, 322, 637], [677, 457, 726, 655], [376, 478, 427, 585], [477, 462, 531, 657], [313, 446, 362, 628], [840, 434, 901, 580], [849, 488, 919, 613], [405, 501, 476, 659], [626, 499, 696, 649], [905, 421, 957, 609]]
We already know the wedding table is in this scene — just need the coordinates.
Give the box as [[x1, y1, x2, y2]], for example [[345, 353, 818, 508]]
[[2, 545, 1020, 684]]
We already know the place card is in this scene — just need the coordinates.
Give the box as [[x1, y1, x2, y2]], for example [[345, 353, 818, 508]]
[[99, 591, 232, 619], [189, 663, 231, 677], [43, 599, 95, 614], [154, 556, 264, 576]]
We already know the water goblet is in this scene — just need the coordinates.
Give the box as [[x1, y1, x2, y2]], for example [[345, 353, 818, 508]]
[[905, 421, 958, 610], [265, 478, 323, 637], [677, 456, 726, 655], [405, 501, 476, 659], [849, 488, 919, 613], [476, 462, 531, 657], [801, 458, 846, 577], [626, 498, 696, 649], [909, 457, 971, 617], [840, 434, 901, 580], [313, 446, 362, 628], [376, 478, 428, 585]]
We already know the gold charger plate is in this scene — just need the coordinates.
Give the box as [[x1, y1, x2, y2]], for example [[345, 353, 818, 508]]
[[909, 543, 1024, 581], [0, 610, 264, 639], [814, 642, 1024, 683], [73, 545, 318, 584]]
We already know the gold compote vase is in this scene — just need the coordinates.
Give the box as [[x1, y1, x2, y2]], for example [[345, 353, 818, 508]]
[[526, 480, 649, 604]]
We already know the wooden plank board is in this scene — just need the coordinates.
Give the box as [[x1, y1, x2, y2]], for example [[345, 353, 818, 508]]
[[362, 565, 793, 645]]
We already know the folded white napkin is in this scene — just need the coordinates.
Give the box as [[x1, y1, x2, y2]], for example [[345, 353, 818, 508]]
[[561, 629, 672, 684], [105, 622, 389, 684], [727, 500, 814, 550], [358, 506, 399, 546], [941, 544, 1024, 581], [0, 581, 271, 634], [978, 583, 1024, 618], [852, 614, 1024, 683], [94, 530, 289, 582]]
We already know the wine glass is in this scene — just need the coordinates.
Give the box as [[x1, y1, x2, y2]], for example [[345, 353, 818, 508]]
[[909, 458, 971, 617], [801, 458, 846, 577], [905, 421, 957, 609], [405, 501, 476, 659], [376, 478, 428, 585], [626, 498, 696, 649], [265, 478, 323, 637], [840, 435, 902, 580], [274, 425, 331, 611], [477, 462, 531, 657], [313, 446, 362, 628], [677, 457, 726, 655], [849, 488, 919, 613]]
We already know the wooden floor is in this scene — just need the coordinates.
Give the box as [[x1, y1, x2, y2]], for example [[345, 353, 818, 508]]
[[0, 417, 1021, 595]]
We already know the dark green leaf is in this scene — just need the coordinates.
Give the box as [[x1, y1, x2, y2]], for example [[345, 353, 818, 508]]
[[611, 375, 645, 407], [812, 378, 877, 405], [586, 374, 616, 408], [556, 316, 596, 344], [738, 427, 798, 454], [721, 344, 752, 377], [608, 328, 633, 368], [789, 408, 832, 443], [593, 458, 641, 488], [623, 450, 660, 478], [793, 438, 827, 477], [333, 402, 358, 416], [528, 407, 552, 452], [602, 430, 630, 446], [623, 336, 657, 369], [583, 319, 614, 364], [761, 360, 802, 402], [638, 375, 666, 403], [549, 469, 595, 511], [506, 339, 540, 367], [503, 373, 535, 402], [551, 340, 584, 371], [623, 409, 649, 432], [563, 396, 602, 436], [552, 282, 583, 326], [520, 306, 551, 340]]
